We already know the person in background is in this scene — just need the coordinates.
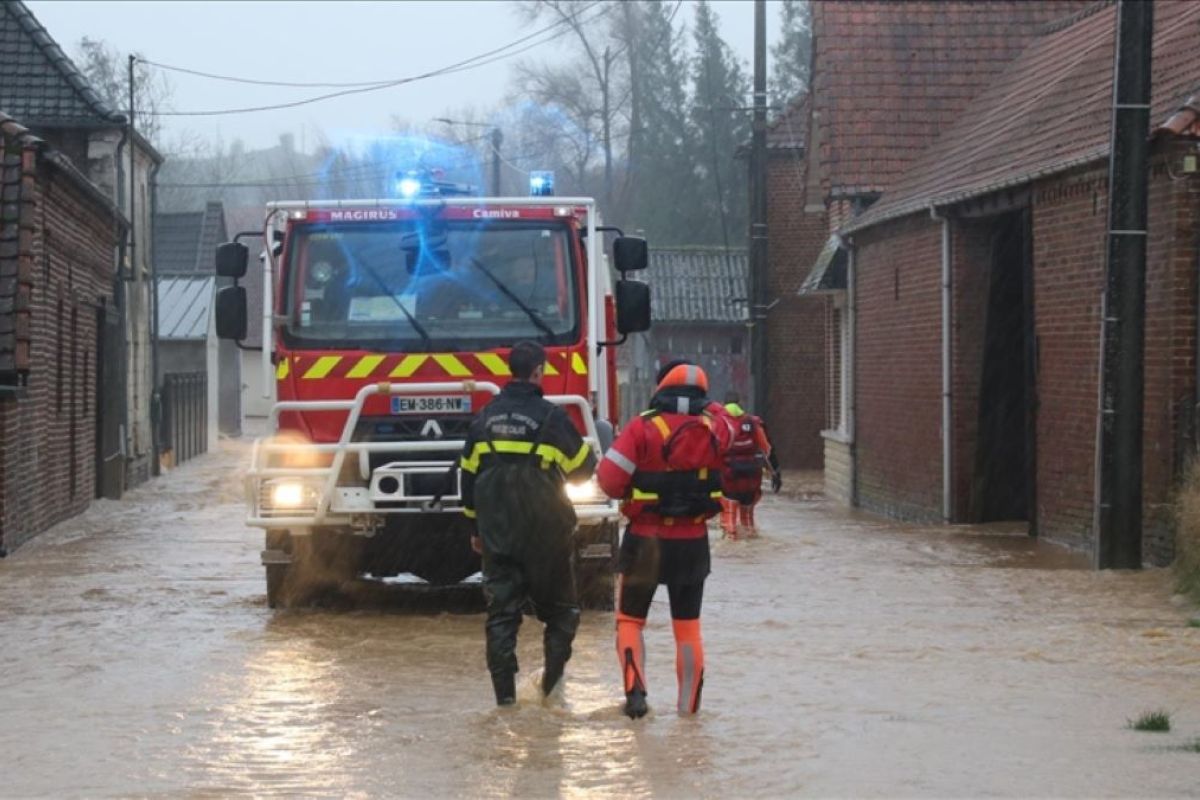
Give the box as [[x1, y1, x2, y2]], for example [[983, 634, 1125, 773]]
[[719, 391, 781, 539], [596, 360, 734, 719], [459, 341, 597, 706]]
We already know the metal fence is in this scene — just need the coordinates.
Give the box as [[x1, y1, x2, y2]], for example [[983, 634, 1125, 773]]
[[160, 372, 208, 466]]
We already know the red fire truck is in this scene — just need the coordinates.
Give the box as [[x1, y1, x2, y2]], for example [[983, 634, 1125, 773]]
[[214, 174, 650, 608]]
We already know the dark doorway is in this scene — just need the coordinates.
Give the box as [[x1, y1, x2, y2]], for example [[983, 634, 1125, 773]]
[[95, 302, 125, 500], [971, 210, 1037, 528]]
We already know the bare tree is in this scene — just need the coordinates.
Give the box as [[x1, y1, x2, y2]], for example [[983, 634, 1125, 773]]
[[74, 37, 172, 145]]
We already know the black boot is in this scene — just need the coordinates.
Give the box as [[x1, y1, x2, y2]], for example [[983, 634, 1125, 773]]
[[624, 688, 649, 719], [542, 660, 565, 697], [492, 672, 517, 706]]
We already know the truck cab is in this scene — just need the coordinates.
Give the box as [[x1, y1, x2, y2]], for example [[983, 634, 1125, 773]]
[[215, 180, 650, 608]]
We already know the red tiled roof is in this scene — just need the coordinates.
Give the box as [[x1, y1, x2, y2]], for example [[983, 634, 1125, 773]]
[[810, 0, 1097, 198], [845, 1, 1200, 234], [1155, 94, 1200, 138]]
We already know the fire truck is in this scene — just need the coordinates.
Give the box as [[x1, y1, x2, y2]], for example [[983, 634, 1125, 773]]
[[214, 172, 650, 609]]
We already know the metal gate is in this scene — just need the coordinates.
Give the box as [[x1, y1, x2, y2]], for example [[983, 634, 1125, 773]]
[[160, 372, 208, 466]]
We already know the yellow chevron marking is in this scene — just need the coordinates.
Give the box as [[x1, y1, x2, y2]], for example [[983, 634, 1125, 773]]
[[276, 358, 290, 380], [476, 353, 511, 376], [303, 356, 342, 379], [571, 352, 588, 375], [390, 354, 428, 378], [346, 354, 385, 379], [544, 360, 560, 376], [433, 354, 471, 377]]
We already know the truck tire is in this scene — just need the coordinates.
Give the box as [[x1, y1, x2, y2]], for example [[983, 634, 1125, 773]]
[[263, 528, 363, 608], [575, 520, 619, 611]]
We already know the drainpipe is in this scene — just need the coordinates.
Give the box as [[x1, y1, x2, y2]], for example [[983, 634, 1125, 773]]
[[149, 158, 162, 477], [845, 236, 858, 506], [931, 206, 953, 523]]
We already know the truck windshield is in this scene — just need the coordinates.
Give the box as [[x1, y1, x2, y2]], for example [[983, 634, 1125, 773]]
[[281, 220, 580, 351]]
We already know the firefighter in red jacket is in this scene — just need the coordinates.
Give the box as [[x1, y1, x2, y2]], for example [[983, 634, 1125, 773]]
[[719, 392, 782, 539], [596, 360, 734, 719]]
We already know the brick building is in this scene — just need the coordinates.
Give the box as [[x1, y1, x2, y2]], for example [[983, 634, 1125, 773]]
[[763, 1, 1087, 473], [799, 0, 1200, 565], [0, 113, 124, 553], [0, 0, 163, 489]]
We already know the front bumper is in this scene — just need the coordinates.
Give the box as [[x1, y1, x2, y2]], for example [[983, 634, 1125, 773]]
[[247, 380, 619, 528]]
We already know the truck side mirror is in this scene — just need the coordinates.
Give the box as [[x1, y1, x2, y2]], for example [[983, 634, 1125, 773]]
[[216, 242, 249, 279], [613, 236, 648, 272], [615, 279, 651, 334], [215, 285, 248, 340]]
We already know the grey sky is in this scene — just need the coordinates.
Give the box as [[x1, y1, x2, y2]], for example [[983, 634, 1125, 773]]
[[27, 0, 780, 154]]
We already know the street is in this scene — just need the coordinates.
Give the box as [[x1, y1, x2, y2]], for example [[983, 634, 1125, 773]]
[[1, 439, 1198, 798]]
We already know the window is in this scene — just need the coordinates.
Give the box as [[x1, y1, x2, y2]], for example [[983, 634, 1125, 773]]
[[826, 295, 851, 436]]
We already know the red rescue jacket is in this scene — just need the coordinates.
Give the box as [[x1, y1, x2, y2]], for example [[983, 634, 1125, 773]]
[[722, 411, 773, 499], [598, 395, 734, 539]]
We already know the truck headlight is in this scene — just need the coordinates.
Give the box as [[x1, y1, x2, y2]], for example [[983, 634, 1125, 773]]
[[565, 478, 604, 504], [264, 479, 321, 511]]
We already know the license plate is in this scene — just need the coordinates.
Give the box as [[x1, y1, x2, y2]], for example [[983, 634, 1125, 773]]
[[391, 395, 472, 415]]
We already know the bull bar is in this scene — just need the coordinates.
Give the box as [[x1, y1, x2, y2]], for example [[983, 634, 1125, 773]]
[[246, 380, 618, 528]]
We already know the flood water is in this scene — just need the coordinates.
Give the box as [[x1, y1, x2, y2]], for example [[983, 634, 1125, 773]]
[[1, 440, 1198, 797]]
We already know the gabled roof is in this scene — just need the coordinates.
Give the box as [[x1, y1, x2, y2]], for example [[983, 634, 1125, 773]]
[[154, 201, 227, 275], [809, 0, 1097, 199], [157, 276, 213, 341], [649, 248, 748, 325], [846, 0, 1200, 234], [768, 94, 808, 151], [0, 1, 124, 128]]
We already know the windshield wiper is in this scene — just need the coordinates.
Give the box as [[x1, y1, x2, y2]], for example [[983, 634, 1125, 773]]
[[358, 263, 435, 352], [467, 256, 557, 340]]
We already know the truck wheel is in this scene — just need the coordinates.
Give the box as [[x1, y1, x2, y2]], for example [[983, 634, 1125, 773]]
[[263, 528, 362, 608], [575, 521, 619, 611]]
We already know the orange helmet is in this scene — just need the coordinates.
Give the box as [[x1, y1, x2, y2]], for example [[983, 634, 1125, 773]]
[[657, 362, 709, 393]]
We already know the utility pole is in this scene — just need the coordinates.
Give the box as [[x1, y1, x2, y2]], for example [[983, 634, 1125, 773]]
[[491, 127, 503, 197], [1097, 0, 1153, 569], [750, 0, 769, 418]]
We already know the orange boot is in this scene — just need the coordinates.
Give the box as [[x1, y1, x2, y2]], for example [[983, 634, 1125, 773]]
[[672, 618, 705, 714], [720, 498, 739, 539], [617, 610, 649, 718], [738, 502, 758, 539]]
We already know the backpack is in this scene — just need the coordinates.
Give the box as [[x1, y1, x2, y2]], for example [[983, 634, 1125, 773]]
[[641, 411, 723, 518], [472, 409, 578, 559]]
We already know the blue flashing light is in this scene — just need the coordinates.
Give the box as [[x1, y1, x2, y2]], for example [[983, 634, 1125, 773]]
[[530, 170, 555, 197], [398, 176, 422, 198]]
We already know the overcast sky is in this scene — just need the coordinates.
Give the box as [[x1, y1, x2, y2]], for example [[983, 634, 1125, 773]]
[[27, 1, 780, 154]]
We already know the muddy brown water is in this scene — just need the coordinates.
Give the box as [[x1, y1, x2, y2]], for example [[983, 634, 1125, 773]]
[[1, 441, 1198, 798]]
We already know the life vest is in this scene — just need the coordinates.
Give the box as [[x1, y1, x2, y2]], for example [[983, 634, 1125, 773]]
[[722, 413, 767, 498], [627, 410, 725, 521]]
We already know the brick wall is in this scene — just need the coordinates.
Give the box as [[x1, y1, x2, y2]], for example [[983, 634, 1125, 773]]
[[852, 215, 944, 521], [0, 159, 117, 552], [765, 151, 828, 469]]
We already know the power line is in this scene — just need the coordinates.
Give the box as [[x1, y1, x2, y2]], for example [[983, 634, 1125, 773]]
[[141, 1, 612, 117]]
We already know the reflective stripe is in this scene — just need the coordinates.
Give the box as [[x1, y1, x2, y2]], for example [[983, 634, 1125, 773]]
[[685, 365, 700, 386], [276, 358, 290, 380], [390, 354, 428, 378], [433, 354, 471, 377], [477, 353, 511, 376], [303, 356, 342, 379], [675, 396, 689, 414], [562, 442, 592, 473], [544, 360, 560, 376], [346, 354, 384, 379], [460, 439, 579, 475], [462, 507, 476, 519], [605, 448, 637, 475], [650, 415, 671, 439], [631, 488, 659, 501], [571, 352, 588, 375], [678, 642, 699, 713]]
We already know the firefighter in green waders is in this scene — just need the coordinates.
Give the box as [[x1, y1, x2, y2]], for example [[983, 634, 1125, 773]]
[[459, 341, 597, 706]]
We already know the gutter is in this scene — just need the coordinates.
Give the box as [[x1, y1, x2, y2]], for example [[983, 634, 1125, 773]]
[[931, 205, 953, 523], [149, 159, 162, 477]]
